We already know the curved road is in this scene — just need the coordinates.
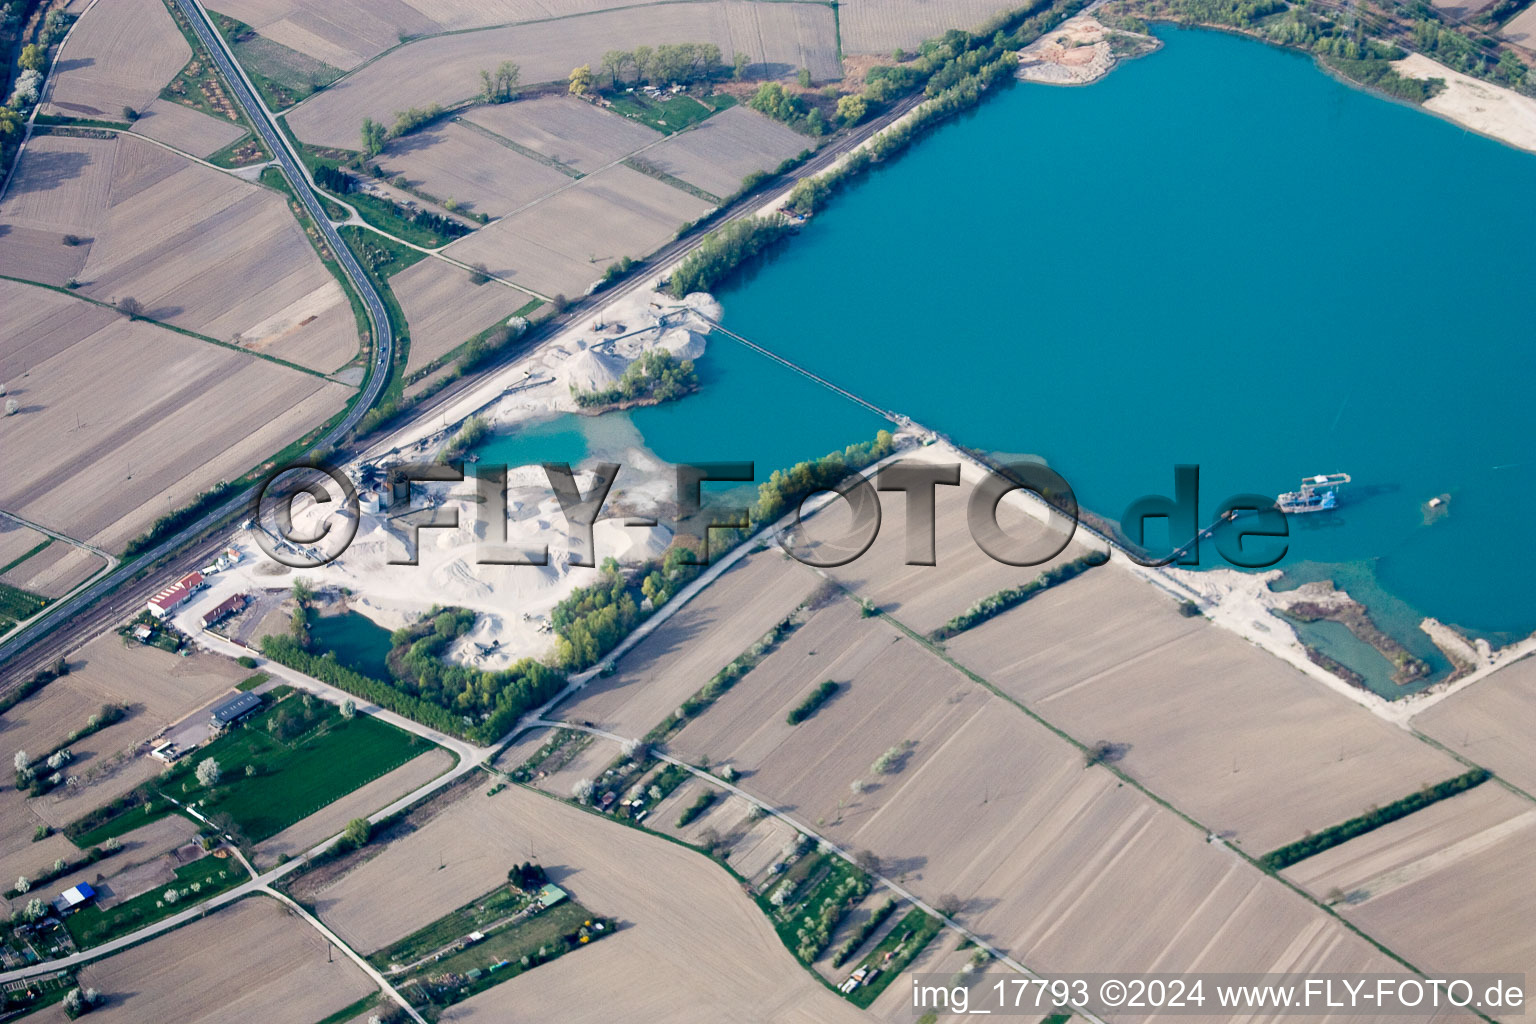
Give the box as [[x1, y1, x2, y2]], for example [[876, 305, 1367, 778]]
[[0, 0, 393, 671]]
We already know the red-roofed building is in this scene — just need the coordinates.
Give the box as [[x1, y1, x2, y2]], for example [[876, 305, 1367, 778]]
[[146, 571, 206, 619], [201, 593, 248, 628]]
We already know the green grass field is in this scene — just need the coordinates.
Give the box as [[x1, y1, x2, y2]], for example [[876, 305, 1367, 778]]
[[607, 91, 734, 134], [64, 857, 244, 949], [66, 691, 434, 847], [193, 693, 432, 842]]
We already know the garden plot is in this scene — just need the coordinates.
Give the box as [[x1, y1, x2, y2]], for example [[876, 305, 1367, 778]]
[[1414, 655, 1536, 795], [822, 454, 1090, 636], [40, 896, 378, 1024], [309, 783, 866, 1024], [0, 280, 351, 553], [285, 2, 840, 149], [444, 163, 712, 297], [553, 550, 819, 739], [40, 0, 190, 120], [132, 97, 247, 157], [947, 564, 1466, 852], [0, 542, 108, 598], [393, 258, 537, 377], [375, 121, 573, 219], [462, 95, 661, 175], [838, 0, 1018, 54], [638, 105, 807, 199], [530, 734, 624, 801]]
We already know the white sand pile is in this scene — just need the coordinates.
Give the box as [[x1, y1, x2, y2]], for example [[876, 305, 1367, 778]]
[[658, 326, 707, 360], [564, 346, 628, 392]]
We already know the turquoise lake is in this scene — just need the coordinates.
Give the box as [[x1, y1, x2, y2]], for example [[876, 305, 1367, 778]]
[[476, 26, 1536, 675]]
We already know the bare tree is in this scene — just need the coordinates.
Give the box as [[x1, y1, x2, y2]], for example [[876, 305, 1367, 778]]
[[117, 296, 143, 319], [852, 849, 881, 875], [936, 892, 963, 918]]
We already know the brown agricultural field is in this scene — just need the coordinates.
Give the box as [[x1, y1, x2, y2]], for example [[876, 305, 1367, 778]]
[[444, 162, 712, 298], [0, 520, 49, 564], [375, 122, 573, 219], [0, 280, 352, 552], [0, 134, 113, 284], [945, 563, 1466, 852], [0, 541, 108, 599], [1501, 3, 1536, 50], [553, 550, 819, 738], [1292, 782, 1536, 990], [1413, 655, 1536, 794], [42, 815, 202, 905], [1283, 781, 1535, 902], [393, 258, 538, 376], [641, 104, 809, 198], [5, 634, 248, 828], [462, 96, 661, 175], [255, 747, 456, 867], [821, 455, 1090, 636], [838, 0, 1017, 53], [40, 0, 190, 120], [204, 0, 438, 70], [0, 784, 78, 895], [664, 593, 1419, 1012], [37, 896, 378, 1024], [306, 782, 866, 1024], [285, 2, 840, 149], [132, 98, 248, 158], [0, 134, 359, 374]]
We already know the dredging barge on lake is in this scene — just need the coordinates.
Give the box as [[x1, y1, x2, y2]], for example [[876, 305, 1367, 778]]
[[1276, 473, 1350, 514]]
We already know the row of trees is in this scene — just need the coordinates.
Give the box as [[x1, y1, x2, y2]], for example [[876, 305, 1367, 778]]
[[1261, 768, 1491, 870], [597, 43, 724, 88], [932, 549, 1110, 640], [260, 627, 563, 744], [571, 350, 699, 409], [360, 102, 445, 155], [666, 215, 794, 297]]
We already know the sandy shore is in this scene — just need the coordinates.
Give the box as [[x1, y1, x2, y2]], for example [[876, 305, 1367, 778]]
[[1016, 14, 1160, 85], [1394, 52, 1536, 154]]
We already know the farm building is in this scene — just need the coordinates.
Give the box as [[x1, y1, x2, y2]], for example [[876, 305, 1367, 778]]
[[209, 692, 262, 732], [146, 570, 206, 618], [52, 883, 95, 915], [201, 593, 249, 628]]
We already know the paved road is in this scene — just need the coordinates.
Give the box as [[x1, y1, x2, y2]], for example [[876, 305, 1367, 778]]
[[0, 0, 394, 675]]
